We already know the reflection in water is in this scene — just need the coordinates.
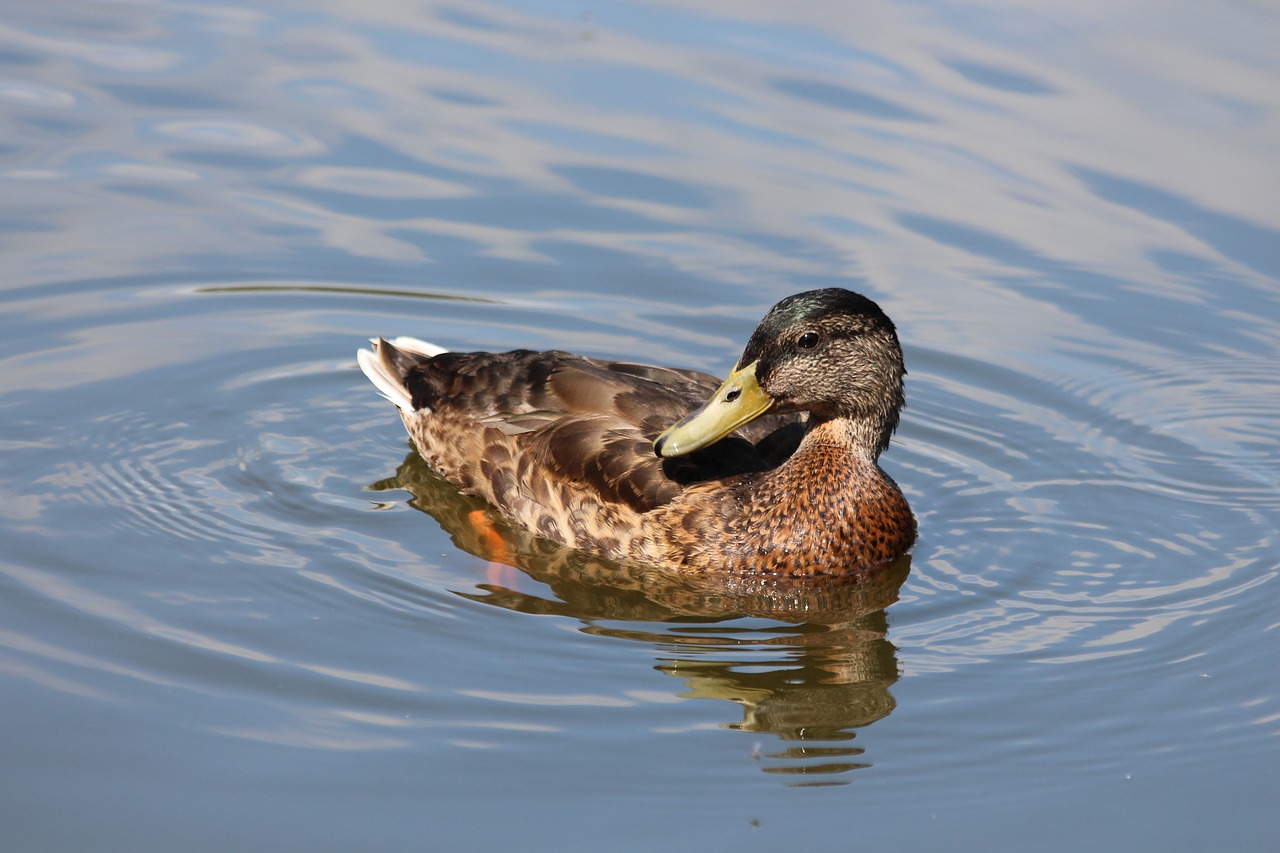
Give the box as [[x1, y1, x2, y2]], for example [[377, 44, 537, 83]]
[[373, 451, 909, 783], [656, 622, 901, 784]]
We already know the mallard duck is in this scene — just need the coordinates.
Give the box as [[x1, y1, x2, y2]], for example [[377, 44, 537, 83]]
[[358, 288, 915, 577]]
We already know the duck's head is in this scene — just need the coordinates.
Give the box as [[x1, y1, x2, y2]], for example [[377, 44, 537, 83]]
[[654, 288, 905, 459]]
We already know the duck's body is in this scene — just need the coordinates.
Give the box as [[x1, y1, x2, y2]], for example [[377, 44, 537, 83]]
[[358, 288, 915, 577]]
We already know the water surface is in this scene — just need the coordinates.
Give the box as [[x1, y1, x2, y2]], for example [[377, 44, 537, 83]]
[[1, 1, 1278, 850]]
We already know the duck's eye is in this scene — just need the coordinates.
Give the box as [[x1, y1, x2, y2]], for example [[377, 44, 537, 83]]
[[796, 331, 820, 350]]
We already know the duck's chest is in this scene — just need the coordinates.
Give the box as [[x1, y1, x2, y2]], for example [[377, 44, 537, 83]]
[[684, 452, 915, 576]]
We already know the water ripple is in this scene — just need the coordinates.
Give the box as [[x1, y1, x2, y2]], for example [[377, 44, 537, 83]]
[[152, 118, 324, 155], [895, 327, 1277, 671], [0, 80, 77, 108]]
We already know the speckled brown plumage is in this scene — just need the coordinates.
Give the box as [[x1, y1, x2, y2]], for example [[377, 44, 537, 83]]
[[358, 288, 916, 577]]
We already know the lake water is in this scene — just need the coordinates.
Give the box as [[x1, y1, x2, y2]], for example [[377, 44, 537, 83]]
[[2, 1, 1278, 850]]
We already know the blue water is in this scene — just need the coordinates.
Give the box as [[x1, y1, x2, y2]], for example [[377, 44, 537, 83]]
[[2, 2, 1278, 850]]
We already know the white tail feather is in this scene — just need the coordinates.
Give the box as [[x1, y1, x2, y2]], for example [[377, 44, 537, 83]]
[[387, 336, 447, 358], [356, 336, 449, 413]]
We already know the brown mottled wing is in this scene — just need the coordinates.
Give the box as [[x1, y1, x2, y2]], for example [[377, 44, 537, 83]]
[[402, 350, 798, 513]]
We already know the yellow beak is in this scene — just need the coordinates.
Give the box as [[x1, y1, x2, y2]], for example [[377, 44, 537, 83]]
[[654, 360, 774, 457]]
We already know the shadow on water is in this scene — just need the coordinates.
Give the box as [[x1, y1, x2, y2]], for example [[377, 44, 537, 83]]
[[372, 451, 910, 784]]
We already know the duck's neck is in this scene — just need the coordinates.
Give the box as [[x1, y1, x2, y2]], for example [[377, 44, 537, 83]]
[[792, 416, 883, 465]]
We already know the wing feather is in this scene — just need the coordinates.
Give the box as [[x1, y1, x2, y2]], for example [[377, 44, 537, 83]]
[[383, 345, 801, 513]]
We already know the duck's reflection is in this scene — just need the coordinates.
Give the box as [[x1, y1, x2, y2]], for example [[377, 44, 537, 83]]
[[373, 451, 910, 783]]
